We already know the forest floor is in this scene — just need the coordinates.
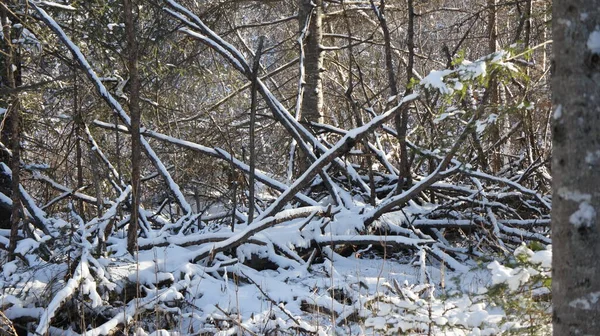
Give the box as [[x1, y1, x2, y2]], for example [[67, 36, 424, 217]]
[[1, 209, 552, 335]]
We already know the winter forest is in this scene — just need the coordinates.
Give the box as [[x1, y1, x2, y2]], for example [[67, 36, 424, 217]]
[[0, 0, 599, 334]]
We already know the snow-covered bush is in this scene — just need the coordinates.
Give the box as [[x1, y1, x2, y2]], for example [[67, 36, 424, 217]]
[[357, 245, 552, 335]]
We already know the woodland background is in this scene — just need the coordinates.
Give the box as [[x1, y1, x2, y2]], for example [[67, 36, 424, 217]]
[[0, 0, 558, 335]]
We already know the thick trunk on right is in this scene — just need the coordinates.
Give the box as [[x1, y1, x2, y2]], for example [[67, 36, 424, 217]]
[[552, 1, 600, 334]]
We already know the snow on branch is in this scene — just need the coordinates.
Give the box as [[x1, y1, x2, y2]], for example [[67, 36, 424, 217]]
[[92, 120, 320, 207], [29, 1, 192, 215], [165, 0, 372, 196], [254, 93, 418, 222]]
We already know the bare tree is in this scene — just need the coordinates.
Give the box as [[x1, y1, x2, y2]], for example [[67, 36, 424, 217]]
[[125, 0, 141, 255], [298, 0, 324, 126], [552, 1, 600, 334], [1, 1, 21, 261]]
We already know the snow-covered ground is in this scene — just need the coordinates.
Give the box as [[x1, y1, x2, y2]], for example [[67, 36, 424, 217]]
[[1, 223, 552, 335]]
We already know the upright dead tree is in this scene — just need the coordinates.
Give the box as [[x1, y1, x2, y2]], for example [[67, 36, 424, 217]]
[[295, 0, 324, 175], [72, 13, 85, 219], [1, 2, 21, 260], [0, 1, 14, 230], [248, 37, 264, 223], [298, 0, 324, 126], [371, 0, 413, 192], [487, 0, 502, 172], [552, 1, 600, 334], [124, 0, 141, 254]]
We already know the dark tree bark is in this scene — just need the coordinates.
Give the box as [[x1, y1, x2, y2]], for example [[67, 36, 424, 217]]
[[125, 0, 141, 255], [72, 13, 85, 219], [0, 1, 13, 230], [298, 0, 323, 125], [552, 1, 600, 334], [487, 0, 502, 173], [398, 0, 415, 191], [1, 2, 21, 261], [248, 37, 264, 223]]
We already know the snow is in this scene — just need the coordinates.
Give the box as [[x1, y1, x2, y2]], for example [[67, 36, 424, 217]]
[[569, 291, 600, 311], [168, 0, 372, 196], [2, 261, 17, 277], [31, 2, 192, 215], [459, 59, 487, 80], [558, 187, 591, 202], [569, 201, 596, 228], [587, 28, 600, 52], [39, 1, 76, 10], [553, 104, 562, 120], [2, 213, 552, 336], [0, 191, 12, 206], [476, 114, 498, 134], [487, 261, 530, 292], [530, 249, 552, 268], [421, 69, 454, 94], [35, 251, 93, 335], [14, 238, 40, 255], [420, 51, 515, 96], [585, 150, 600, 165], [1, 4, 555, 335]]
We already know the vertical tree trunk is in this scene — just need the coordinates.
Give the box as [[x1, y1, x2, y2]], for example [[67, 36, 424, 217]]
[[7, 101, 20, 263], [487, 0, 502, 173], [552, 1, 600, 334], [341, 0, 376, 205], [295, 0, 324, 175], [298, 0, 324, 125], [125, 0, 141, 255], [248, 37, 264, 224], [372, 0, 413, 192], [2, 3, 21, 261], [0, 1, 13, 230], [397, 0, 415, 191], [72, 13, 85, 219]]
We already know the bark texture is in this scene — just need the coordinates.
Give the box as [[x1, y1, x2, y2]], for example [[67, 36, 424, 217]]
[[298, 0, 323, 125], [552, 1, 600, 334], [1, 2, 21, 260], [487, 0, 502, 173], [0, 1, 14, 230], [125, 0, 141, 255]]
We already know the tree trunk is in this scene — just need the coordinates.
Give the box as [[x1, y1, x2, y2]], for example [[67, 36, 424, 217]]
[[552, 1, 600, 334], [296, 0, 324, 175], [372, 0, 413, 192], [125, 0, 141, 255], [2, 3, 21, 261], [397, 0, 415, 192], [248, 37, 264, 223], [0, 1, 13, 230], [298, 0, 324, 126], [72, 13, 85, 219], [487, 0, 502, 173]]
